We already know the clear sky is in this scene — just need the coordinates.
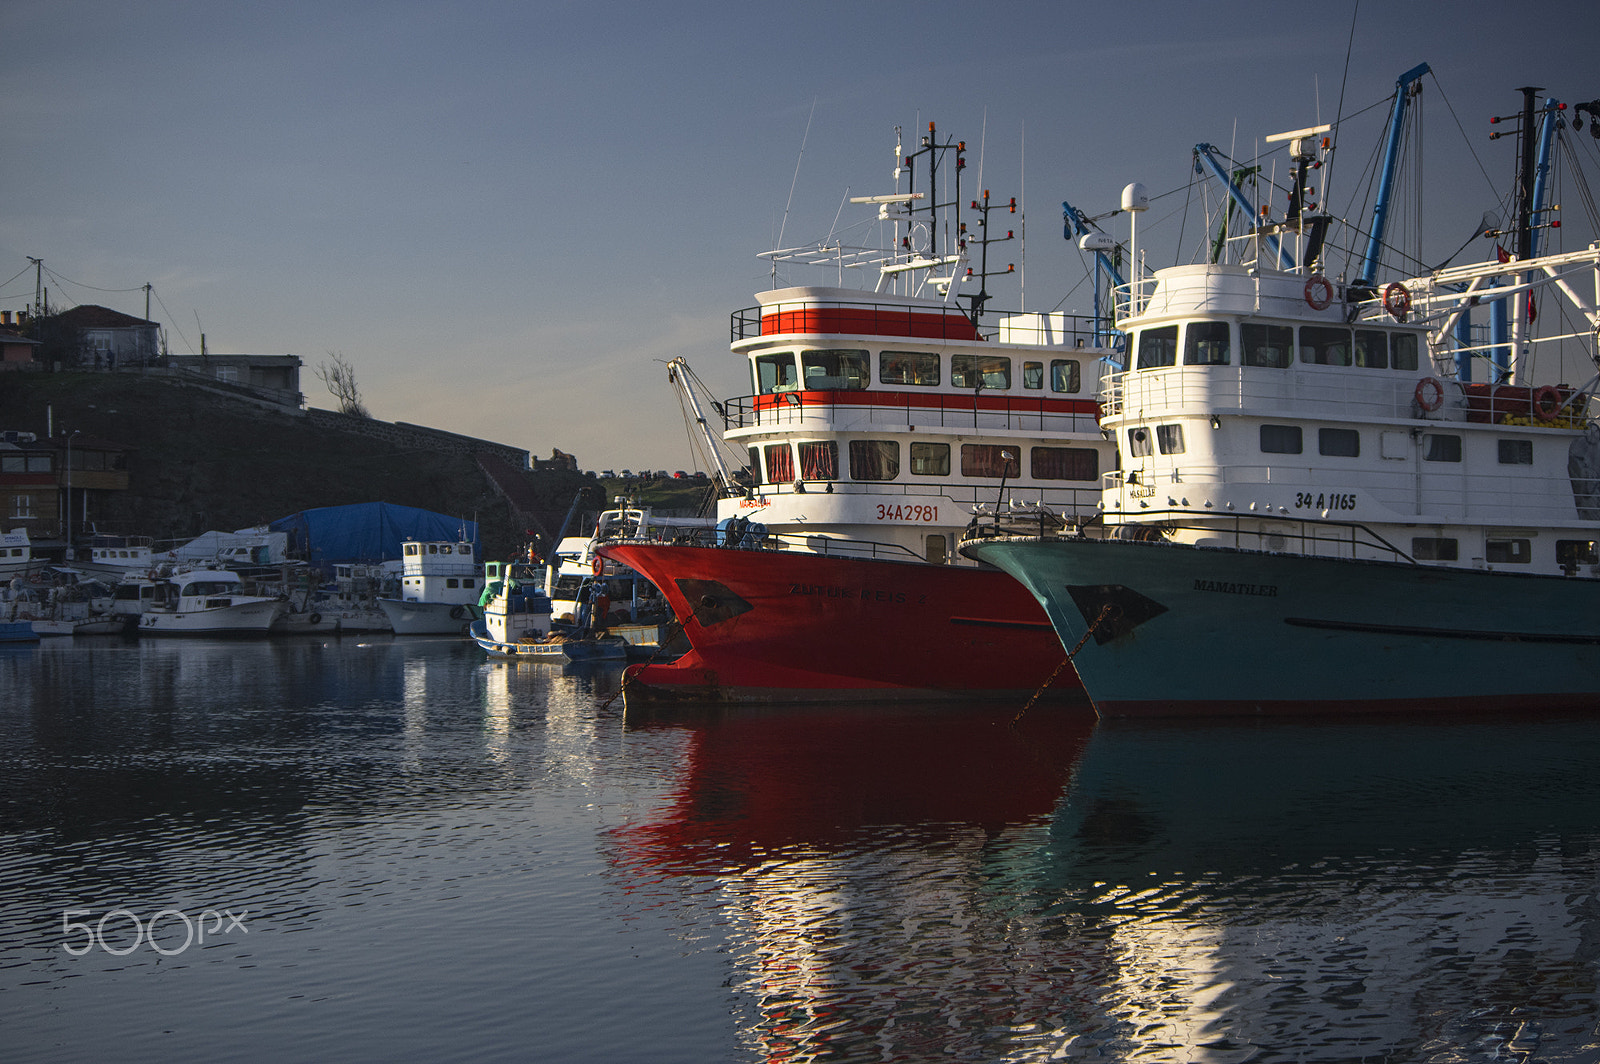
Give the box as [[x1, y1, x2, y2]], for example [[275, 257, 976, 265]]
[[3, 0, 1597, 470]]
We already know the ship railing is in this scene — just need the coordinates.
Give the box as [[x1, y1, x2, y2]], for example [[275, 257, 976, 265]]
[[730, 298, 1104, 344], [721, 390, 1105, 434], [725, 479, 1102, 514], [621, 526, 925, 563]]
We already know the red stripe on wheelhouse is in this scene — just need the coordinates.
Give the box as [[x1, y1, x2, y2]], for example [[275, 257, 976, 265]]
[[760, 308, 981, 341]]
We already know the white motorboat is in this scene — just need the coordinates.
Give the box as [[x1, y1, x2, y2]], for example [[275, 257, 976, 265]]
[[133, 569, 285, 636]]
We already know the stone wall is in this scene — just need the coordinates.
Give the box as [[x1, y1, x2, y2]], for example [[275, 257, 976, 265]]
[[305, 408, 529, 467]]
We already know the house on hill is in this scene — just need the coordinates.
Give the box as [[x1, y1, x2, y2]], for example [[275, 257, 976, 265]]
[[39, 304, 160, 368], [0, 312, 41, 371]]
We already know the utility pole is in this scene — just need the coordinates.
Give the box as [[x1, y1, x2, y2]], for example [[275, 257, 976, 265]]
[[27, 257, 42, 316]]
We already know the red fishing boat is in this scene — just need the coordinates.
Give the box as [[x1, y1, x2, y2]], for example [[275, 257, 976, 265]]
[[604, 122, 1115, 704]]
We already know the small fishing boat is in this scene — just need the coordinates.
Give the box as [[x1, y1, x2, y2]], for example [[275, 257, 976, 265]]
[[469, 559, 626, 660], [377, 537, 483, 635]]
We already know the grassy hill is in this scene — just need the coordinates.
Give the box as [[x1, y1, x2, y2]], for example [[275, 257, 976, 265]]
[[0, 372, 715, 559]]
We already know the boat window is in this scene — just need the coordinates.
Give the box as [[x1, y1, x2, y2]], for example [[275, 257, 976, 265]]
[[1050, 359, 1082, 393], [960, 444, 1018, 478], [763, 443, 794, 483], [849, 440, 900, 481], [1031, 447, 1099, 481], [1260, 424, 1303, 454], [1319, 428, 1360, 457], [1156, 424, 1185, 455], [1354, 330, 1389, 369], [1299, 325, 1352, 366], [405, 544, 418, 556], [1391, 333, 1419, 371], [951, 355, 1011, 390], [1486, 538, 1531, 564], [909, 442, 950, 476], [1423, 434, 1461, 463], [797, 440, 838, 480], [1022, 361, 1044, 389], [800, 348, 870, 390], [1241, 323, 1293, 368], [1134, 325, 1178, 369], [1557, 540, 1598, 568], [447, 579, 460, 588], [1183, 321, 1230, 365], [879, 350, 940, 386], [1413, 537, 1458, 561], [464, 578, 475, 588], [1127, 427, 1153, 458], [755, 352, 799, 394], [1499, 439, 1533, 465]]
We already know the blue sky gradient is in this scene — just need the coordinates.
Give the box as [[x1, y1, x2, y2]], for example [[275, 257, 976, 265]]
[[3, 1, 1596, 468]]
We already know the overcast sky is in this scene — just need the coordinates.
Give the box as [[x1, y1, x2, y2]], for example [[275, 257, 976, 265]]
[[3, 1, 1597, 470]]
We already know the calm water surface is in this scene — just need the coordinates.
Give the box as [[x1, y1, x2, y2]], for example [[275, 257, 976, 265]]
[[3, 636, 1599, 1062]]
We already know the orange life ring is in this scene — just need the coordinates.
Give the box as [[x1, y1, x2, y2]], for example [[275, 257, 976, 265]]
[[1414, 376, 1444, 412], [1384, 282, 1411, 321], [1304, 274, 1334, 310], [1533, 385, 1562, 421], [591, 554, 604, 576]]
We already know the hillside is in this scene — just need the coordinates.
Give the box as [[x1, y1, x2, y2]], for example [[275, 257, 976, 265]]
[[0, 372, 713, 559]]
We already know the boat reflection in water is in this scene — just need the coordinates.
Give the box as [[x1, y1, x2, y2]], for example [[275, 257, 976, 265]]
[[612, 706, 1600, 1062]]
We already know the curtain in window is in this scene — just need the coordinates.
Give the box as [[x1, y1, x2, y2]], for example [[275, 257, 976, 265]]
[[764, 444, 794, 482], [960, 444, 1015, 478], [798, 441, 837, 480]]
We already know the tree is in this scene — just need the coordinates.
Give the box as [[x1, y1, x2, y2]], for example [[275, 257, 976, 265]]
[[316, 351, 369, 418]]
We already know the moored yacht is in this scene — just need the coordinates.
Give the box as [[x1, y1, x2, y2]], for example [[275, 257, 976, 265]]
[[134, 568, 285, 636]]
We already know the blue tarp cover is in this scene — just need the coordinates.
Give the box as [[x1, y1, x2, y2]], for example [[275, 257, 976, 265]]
[[268, 503, 479, 567]]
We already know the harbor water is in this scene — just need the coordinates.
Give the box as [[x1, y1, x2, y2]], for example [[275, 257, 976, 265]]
[[3, 636, 1600, 1062]]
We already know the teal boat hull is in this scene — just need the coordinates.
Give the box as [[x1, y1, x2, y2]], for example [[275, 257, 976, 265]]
[[965, 537, 1600, 716]]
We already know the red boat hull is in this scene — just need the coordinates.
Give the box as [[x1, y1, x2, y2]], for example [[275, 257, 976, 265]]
[[598, 542, 1086, 704]]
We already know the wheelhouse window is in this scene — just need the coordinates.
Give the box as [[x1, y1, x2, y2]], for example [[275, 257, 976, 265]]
[[1424, 434, 1461, 463], [1319, 428, 1360, 457], [1134, 325, 1178, 369], [1299, 326, 1352, 366], [1391, 333, 1419, 371], [848, 440, 900, 481], [1050, 359, 1082, 393], [1486, 538, 1531, 564], [1184, 321, 1230, 365], [801, 349, 869, 390], [1260, 424, 1303, 454], [1413, 537, 1458, 561], [951, 355, 1011, 390], [1156, 424, 1185, 455], [1353, 330, 1389, 369], [755, 352, 799, 394], [1498, 439, 1533, 465], [1241, 323, 1293, 368], [1558, 540, 1598, 569], [1127, 426, 1154, 458], [797, 441, 837, 480], [1031, 447, 1099, 481], [763, 443, 794, 482], [909, 442, 950, 476], [1022, 361, 1044, 389], [960, 444, 1017, 477], [879, 350, 939, 386]]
